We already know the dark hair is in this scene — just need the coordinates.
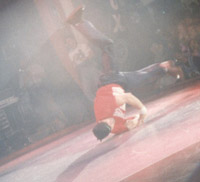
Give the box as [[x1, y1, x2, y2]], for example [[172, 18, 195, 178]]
[[92, 122, 111, 141]]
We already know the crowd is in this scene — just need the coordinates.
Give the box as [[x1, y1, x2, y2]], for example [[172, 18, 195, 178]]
[[151, 16, 200, 63]]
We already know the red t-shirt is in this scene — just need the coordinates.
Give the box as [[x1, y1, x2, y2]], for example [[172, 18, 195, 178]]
[[94, 84, 128, 134]]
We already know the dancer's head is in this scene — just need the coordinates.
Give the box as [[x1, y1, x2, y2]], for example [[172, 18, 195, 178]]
[[92, 122, 111, 141]]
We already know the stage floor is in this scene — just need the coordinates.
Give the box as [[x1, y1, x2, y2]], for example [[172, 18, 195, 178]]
[[0, 80, 200, 182]]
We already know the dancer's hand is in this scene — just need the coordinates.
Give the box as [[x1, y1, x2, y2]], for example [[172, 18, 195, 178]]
[[138, 113, 147, 125], [126, 115, 139, 130], [138, 106, 147, 125]]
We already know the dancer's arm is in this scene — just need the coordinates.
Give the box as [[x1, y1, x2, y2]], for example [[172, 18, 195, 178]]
[[115, 93, 147, 124]]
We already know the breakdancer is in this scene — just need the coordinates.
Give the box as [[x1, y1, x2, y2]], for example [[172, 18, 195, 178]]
[[66, 6, 198, 141]]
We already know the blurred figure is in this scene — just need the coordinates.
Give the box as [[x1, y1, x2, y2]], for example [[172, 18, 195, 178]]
[[23, 63, 45, 88], [69, 42, 101, 100], [150, 38, 170, 63], [20, 62, 67, 134], [66, 5, 116, 74]]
